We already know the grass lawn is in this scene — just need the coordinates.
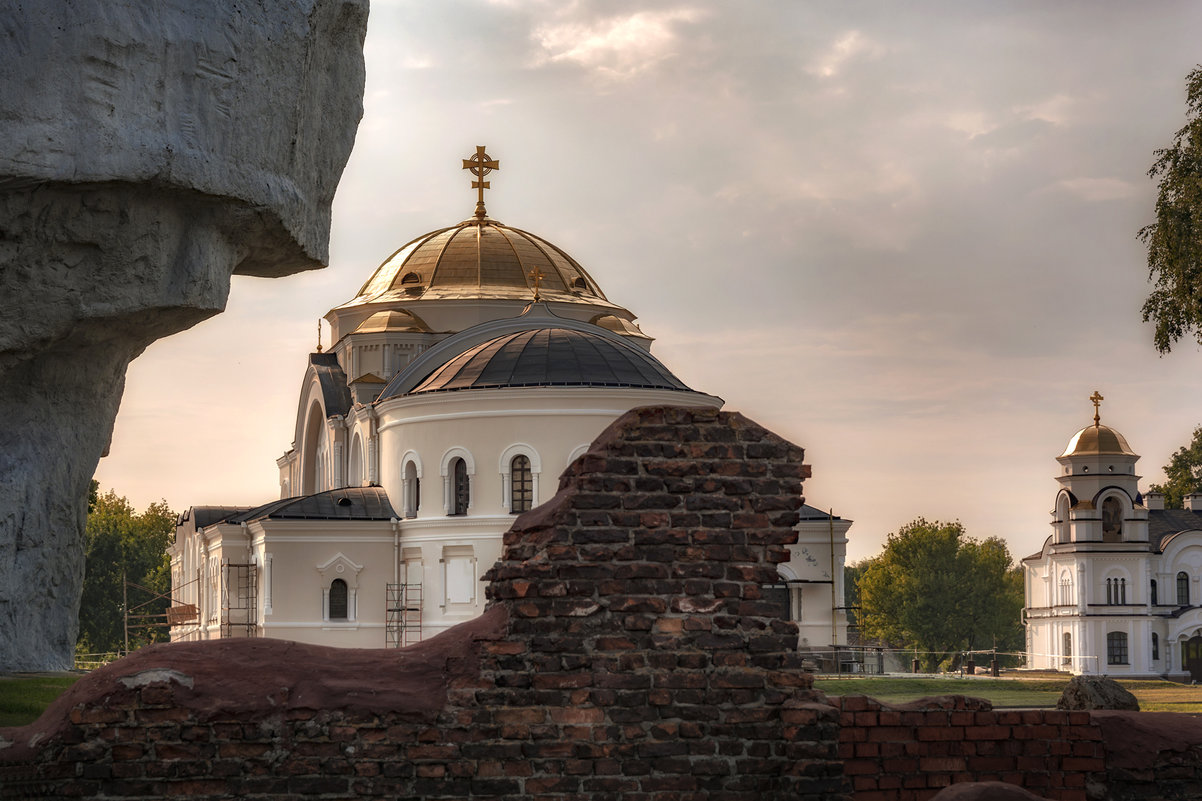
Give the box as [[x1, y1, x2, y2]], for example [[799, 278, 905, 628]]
[[815, 674, 1202, 711], [0, 674, 81, 727]]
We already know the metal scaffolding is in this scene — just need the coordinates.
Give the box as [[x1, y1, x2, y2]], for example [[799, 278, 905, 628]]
[[221, 561, 258, 638], [386, 583, 422, 648]]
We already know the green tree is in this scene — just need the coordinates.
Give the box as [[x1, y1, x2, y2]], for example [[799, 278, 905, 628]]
[[77, 488, 175, 656], [1148, 425, 1202, 508], [856, 518, 1024, 672], [1140, 65, 1202, 353], [843, 561, 870, 631]]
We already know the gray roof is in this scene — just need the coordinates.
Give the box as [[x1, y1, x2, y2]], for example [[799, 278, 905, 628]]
[[181, 506, 254, 528], [227, 487, 398, 523], [1149, 508, 1202, 550], [311, 352, 353, 417], [406, 327, 691, 395], [799, 505, 843, 521]]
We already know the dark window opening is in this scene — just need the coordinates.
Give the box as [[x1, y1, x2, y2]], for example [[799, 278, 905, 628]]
[[510, 454, 533, 513], [329, 579, 348, 621], [1107, 632, 1128, 665], [452, 458, 469, 516]]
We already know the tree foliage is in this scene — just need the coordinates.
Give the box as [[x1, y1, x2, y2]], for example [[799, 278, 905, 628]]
[[1149, 425, 1202, 508], [77, 488, 175, 656], [855, 518, 1024, 672], [1140, 66, 1202, 353]]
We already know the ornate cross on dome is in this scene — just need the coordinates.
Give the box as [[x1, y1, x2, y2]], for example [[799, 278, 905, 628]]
[[462, 145, 500, 220], [1090, 390, 1104, 426]]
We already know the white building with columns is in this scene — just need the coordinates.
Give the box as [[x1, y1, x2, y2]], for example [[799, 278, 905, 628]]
[[1024, 395, 1202, 679], [168, 150, 851, 651]]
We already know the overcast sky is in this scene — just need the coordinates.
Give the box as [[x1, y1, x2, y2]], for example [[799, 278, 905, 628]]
[[95, 1, 1202, 563]]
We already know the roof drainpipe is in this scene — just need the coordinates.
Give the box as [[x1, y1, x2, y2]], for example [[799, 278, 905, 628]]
[[390, 517, 401, 584]]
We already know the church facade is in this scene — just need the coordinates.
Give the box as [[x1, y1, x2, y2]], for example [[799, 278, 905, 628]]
[[168, 150, 850, 652], [1024, 395, 1202, 679]]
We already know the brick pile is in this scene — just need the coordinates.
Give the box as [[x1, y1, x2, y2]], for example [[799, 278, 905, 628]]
[[0, 406, 849, 800]]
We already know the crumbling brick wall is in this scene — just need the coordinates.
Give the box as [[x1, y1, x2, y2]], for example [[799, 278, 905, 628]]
[[0, 406, 849, 800], [835, 695, 1104, 801]]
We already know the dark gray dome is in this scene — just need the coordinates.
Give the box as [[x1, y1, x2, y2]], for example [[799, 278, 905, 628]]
[[407, 327, 691, 394]]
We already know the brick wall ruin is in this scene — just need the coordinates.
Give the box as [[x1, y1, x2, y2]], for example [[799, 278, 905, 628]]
[[0, 407, 848, 800], [7, 406, 1202, 800]]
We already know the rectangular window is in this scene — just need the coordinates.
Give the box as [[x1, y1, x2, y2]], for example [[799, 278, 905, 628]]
[[1107, 632, 1129, 665]]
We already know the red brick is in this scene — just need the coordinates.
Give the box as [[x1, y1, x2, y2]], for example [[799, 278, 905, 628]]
[[916, 726, 964, 741], [965, 724, 1010, 740]]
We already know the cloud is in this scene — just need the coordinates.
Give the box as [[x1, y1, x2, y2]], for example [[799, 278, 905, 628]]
[[530, 7, 707, 80], [806, 30, 885, 78], [1040, 177, 1141, 202]]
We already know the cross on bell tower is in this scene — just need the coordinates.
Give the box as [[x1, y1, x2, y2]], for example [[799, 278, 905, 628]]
[[1090, 390, 1104, 427], [462, 145, 500, 220]]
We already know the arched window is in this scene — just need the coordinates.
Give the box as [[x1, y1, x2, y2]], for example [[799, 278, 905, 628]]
[[1153, 633, 1160, 661], [1106, 632, 1128, 665], [451, 457, 469, 516], [329, 579, 348, 620], [1120, 578, 1126, 604], [1179, 572, 1191, 606], [1063, 632, 1072, 665], [1106, 578, 1113, 605], [401, 271, 422, 284], [510, 455, 533, 513], [1102, 496, 1123, 542], [403, 459, 420, 519], [1152, 579, 1158, 606]]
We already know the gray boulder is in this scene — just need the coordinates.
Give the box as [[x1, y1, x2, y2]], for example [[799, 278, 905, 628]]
[[1057, 674, 1140, 711], [0, 0, 367, 670]]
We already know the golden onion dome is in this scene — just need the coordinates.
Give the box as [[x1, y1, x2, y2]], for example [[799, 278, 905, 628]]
[[343, 218, 611, 308], [1060, 424, 1135, 458], [352, 309, 431, 334]]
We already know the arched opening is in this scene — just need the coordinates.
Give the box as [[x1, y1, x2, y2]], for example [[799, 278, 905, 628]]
[[1063, 631, 1072, 668], [1179, 572, 1191, 606], [1055, 493, 1072, 544], [1102, 496, 1123, 542], [1153, 632, 1160, 662], [451, 457, 469, 516], [403, 459, 420, 519], [510, 454, 533, 513], [1152, 579, 1159, 606], [329, 579, 348, 621], [348, 433, 364, 488], [300, 400, 326, 496], [1185, 636, 1202, 681]]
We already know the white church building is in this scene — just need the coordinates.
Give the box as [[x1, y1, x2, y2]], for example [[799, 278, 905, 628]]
[[1024, 394, 1202, 679], [167, 149, 850, 652]]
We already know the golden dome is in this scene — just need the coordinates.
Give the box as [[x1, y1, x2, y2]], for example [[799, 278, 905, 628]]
[[352, 309, 431, 334], [343, 219, 612, 308], [1060, 424, 1135, 458]]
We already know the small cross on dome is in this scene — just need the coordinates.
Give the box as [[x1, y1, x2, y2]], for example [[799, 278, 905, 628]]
[[1090, 390, 1104, 426], [528, 267, 544, 302]]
